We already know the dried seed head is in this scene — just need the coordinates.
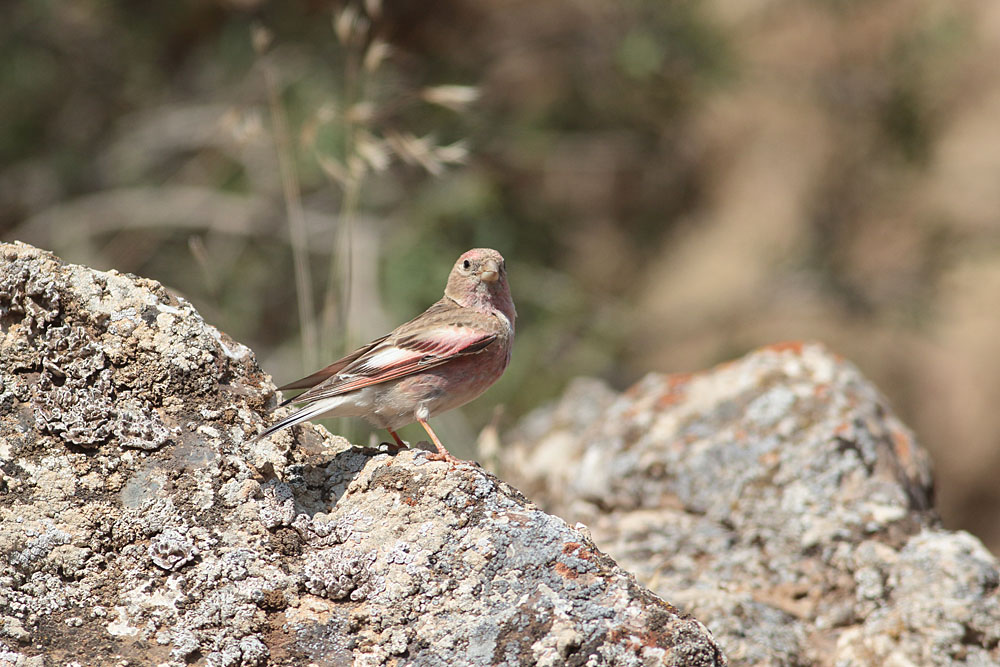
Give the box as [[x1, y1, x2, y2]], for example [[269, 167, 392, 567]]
[[356, 133, 391, 172], [333, 5, 359, 44], [251, 24, 273, 54], [364, 0, 382, 19], [363, 40, 392, 73], [434, 140, 469, 166], [386, 131, 444, 175], [421, 85, 480, 112], [345, 102, 375, 124], [317, 154, 350, 185], [316, 102, 337, 124], [220, 108, 264, 145]]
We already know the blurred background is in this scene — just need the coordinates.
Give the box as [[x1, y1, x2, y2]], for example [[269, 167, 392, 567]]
[[3, 0, 999, 554]]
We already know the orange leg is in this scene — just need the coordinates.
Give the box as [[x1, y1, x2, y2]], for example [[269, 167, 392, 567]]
[[417, 418, 462, 464], [386, 428, 407, 448]]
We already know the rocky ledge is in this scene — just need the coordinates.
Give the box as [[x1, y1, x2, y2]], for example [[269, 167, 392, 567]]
[[0, 241, 724, 666]]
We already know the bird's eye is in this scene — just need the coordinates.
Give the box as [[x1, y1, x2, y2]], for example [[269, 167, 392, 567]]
[[463, 260, 471, 270]]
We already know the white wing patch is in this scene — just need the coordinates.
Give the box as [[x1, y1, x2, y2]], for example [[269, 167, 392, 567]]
[[355, 345, 415, 372]]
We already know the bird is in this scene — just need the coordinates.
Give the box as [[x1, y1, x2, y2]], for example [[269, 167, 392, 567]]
[[250, 248, 515, 463]]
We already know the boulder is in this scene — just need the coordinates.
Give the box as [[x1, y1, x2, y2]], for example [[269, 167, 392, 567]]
[[0, 241, 724, 667], [501, 343, 1000, 665]]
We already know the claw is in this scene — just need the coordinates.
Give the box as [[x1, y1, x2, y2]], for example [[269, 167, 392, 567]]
[[425, 450, 464, 465]]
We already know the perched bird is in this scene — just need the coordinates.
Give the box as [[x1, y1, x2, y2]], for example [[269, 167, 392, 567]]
[[250, 248, 515, 463]]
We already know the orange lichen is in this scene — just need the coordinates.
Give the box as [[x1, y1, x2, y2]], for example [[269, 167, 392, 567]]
[[554, 562, 580, 579], [764, 341, 805, 355], [656, 372, 692, 408], [890, 425, 914, 468]]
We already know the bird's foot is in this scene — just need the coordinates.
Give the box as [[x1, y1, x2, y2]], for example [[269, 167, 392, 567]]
[[419, 446, 479, 467], [424, 451, 464, 465]]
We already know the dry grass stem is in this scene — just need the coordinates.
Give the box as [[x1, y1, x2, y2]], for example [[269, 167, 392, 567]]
[[257, 27, 319, 371]]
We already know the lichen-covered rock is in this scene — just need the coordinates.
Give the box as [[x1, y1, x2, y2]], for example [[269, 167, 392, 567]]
[[0, 241, 725, 666], [500, 342, 1000, 666]]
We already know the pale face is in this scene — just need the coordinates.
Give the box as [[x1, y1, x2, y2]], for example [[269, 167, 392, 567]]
[[445, 248, 509, 304]]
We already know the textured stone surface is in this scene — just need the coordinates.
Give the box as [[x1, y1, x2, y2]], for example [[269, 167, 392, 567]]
[[500, 343, 1000, 666], [0, 241, 725, 666]]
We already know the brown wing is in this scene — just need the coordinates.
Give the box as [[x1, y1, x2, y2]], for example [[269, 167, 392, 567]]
[[278, 298, 503, 406], [276, 299, 458, 394], [287, 327, 497, 405]]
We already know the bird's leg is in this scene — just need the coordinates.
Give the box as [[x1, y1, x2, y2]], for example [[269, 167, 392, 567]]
[[417, 419, 462, 464], [386, 429, 407, 448]]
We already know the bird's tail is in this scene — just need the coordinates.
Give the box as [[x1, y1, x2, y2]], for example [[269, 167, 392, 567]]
[[248, 396, 347, 445]]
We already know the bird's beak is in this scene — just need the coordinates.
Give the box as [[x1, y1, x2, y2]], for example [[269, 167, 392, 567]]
[[480, 259, 500, 283]]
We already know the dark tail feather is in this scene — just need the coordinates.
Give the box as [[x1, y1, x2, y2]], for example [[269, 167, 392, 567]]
[[248, 400, 335, 445], [276, 334, 388, 391]]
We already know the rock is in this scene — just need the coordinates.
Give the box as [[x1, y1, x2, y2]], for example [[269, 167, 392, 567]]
[[500, 342, 1000, 666], [0, 241, 725, 666]]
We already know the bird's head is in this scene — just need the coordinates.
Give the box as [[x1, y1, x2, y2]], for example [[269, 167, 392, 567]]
[[445, 248, 515, 318]]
